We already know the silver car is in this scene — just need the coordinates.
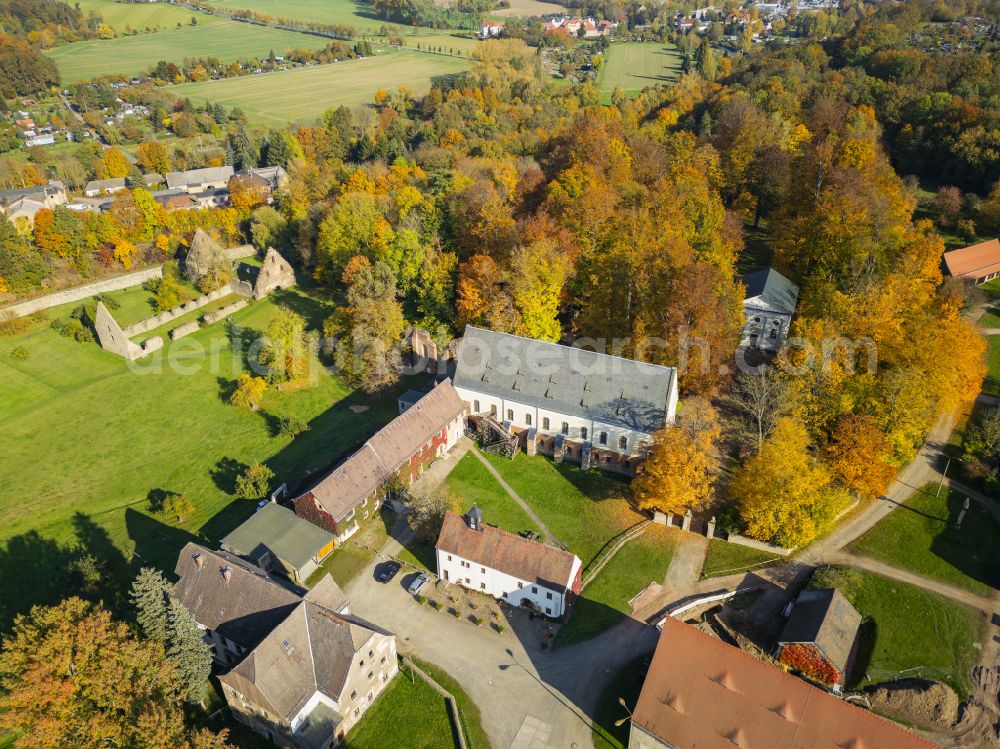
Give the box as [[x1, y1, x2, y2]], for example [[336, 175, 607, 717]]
[[407, 572, 429, 595]]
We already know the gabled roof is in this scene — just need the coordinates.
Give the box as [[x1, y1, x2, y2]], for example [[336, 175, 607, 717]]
[[220, 600, 392, 723], [297, 380, 465, 522], [84, 177, 126, 192], [452, 326, 676, 433], [943, 239, 1000, 279], [742, 267, 799, 315], [778, 588, 861, 673], [173, 542, 302, 650], [165, 165, 234, 189], [436, 511, 580, 592], [222, 503, 335, 572], [633, 618, 937, 749]]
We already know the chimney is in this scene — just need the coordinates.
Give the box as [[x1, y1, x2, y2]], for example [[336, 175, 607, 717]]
[[193, 552, 204, 568], [221, 566, 232, 582], [467, 506, 484, 531]]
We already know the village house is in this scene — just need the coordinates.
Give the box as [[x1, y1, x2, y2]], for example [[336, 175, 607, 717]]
[[740, 267, 799, 352], [629, 617, 938, 749], [0, 181, 67, 225], [173, 544, 397, 748], [943, 238, 1000, 284], [222, 501, 337, 584], [293, 380, 466, 540], [84, 177, 127, 197], [436, 508, 583, 618], [543, 16, 616, 38], [452, 326, 678, 475], [166, 165, 235, 193], [480, 20, 505, 37], [776, 588, 861, 688]]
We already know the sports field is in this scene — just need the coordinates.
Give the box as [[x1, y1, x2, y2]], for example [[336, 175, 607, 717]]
[[168, 49, 468, 125], [71, 0, 204, 33], [595, 42, 682, 103], [47, 19, 332, 81]]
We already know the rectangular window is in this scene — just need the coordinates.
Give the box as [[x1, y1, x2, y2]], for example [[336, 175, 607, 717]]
[[447, 555, 452, 561], [581, 426, 588, 440], [480, 582, 486, 590], [546, 592, 553, 600], [517, 581, 523, 588], [481, 567, 486, 573], [619, 435, 627, 450], [543, 417, 550, 430], [599, 431, 608, 445], [561, 422, 569, 435], [532, 586, 538, 594], [525, 413, 532, 426], [507, 408, 513, 421], [474, 399, 480, 412], [545, 608, 551, 615]]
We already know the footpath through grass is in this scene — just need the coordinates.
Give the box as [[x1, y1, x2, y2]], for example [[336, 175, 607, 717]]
[[443, 452, 543, 538], [811, 566, 985, 698], [556, 525, 676, 647], [701, 538, 781, 579], [848, 484, 1000, 597], [480, 453, 640, 566]]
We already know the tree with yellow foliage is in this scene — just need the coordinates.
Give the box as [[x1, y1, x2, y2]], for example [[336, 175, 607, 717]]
[[632, 399, 721, 516], [732, 416, 850, 548], [825, 415, 895, 498], [101, 147, 131, 180]]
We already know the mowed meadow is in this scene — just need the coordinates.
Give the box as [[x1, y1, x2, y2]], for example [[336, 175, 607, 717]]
[[168, 49, 468, 125], [595, 42, 682, 103], [70, 0, 206, 33], [47, 18, 334, 80], [0, 284, 418, 632]]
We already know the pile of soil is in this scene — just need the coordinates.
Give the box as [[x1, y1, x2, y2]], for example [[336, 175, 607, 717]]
[[866, 679, 960, 729]]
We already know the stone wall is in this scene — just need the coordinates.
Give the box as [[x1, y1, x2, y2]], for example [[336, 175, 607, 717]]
[[252, 248, 295, 299], [222, 244, 256, 262], [203, 300, 247, 325], [123, 287, 229, 337], [170, 321, 199, 340], [2, 266, 163, 318], [94, 302, 146, 361]]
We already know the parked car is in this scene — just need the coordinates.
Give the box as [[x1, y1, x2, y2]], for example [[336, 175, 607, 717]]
[[376, 561, 402, 583], [518, 530, 542, 542], [407, 572, 429, 595]]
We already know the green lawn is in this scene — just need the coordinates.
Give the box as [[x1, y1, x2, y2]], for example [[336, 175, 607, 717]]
[[47, 19, 332, 80], [811, 566, 985, 697], [306, 513, 392, 588], [981, 278, 1000, 302], [443, 452, 543, 537], [985, 336, 1000, 397], [978, 306, 1000, 330], [167, 48, 468, 126], [848, 484, 1000, 597], [411, 658, 491, 749], [555, 525, 676, 647], [71, 0, 205, 33], [481, 453, 640, 567], [591, 654, 651, 749], [345, 664, 456, 749], [595, 42, 682, 104], [207, 0, 391, 33], [0, 283, 418, 633], [701, 539, 780, 579]]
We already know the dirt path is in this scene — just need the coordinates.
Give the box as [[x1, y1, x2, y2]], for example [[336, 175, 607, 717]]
[[662, 534, 709, 590], [470, 446, 561, 546]]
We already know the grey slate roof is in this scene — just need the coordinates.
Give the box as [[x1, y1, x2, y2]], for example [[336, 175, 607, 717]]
[[165, 165, 234, 190], [222, 503, 335, 572], [173, 542, 303, 650], [452, 326, 676, 434], [778, 588, 861, 673], [742, 267, 799, 315]]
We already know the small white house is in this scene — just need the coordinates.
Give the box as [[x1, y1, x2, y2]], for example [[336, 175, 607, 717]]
[[740, 267, 799, 352], [480, 21, 505, 37], [436, 508, 582, 619]]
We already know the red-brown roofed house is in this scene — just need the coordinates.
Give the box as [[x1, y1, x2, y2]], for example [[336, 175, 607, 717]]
[[943, 238, 1000, 283], [294, 380, 466, 541], [628, 617, 939, 749], [776, 588, 861, 687], [436, 508, 582, 618]]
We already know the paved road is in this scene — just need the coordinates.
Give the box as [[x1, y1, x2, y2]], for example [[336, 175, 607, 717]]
[[346, 550, 657, 749], [470, 446, 561, 546]]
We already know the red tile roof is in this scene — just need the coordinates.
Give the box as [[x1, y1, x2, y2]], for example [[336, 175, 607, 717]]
[[943, 238, 1000, 280], [633, 618, 939, 749], [436, 511, 579, 591]]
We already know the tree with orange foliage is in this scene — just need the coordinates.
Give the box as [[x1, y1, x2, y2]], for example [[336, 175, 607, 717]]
[[101, 147, 132, 179], [825, 415, 896, 498], [135, 141, 171, 175]]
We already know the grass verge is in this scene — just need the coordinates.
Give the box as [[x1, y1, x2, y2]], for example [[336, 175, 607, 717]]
[[701, 538, 781, 579]]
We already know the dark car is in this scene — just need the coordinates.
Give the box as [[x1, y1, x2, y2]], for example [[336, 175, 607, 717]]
[[376, 561, 402, 583]]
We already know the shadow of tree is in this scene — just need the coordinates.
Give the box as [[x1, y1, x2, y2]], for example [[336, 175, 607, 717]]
[[211, 457, 249, 495]]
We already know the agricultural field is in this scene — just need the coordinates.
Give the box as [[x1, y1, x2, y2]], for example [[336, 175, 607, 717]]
[[168, 49, 468, 126], [46, 19, 332, 80], [595, 42, 682, 104], [0, 282, 420, 634], [71, 0, 205, 33], [208, 0, 386, 32], [492, 0, 566, 16]]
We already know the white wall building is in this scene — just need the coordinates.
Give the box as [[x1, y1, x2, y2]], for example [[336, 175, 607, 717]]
[[740, 267, 799, 352], [436, 508, 582, 618], [452, 326, 678, 475]]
